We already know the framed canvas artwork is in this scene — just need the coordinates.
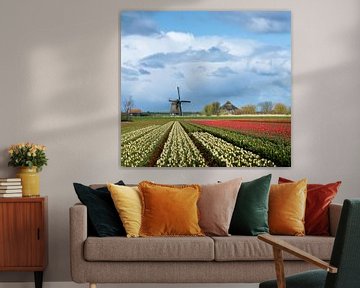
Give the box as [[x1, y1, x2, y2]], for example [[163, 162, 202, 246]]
[[120, 11, 291, 167]]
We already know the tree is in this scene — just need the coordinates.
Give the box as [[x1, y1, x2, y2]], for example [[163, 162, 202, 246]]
[[203, 104, 212, 116], [122, 96, 134, 121], [212, 102, 221, 116], [203, 102, 221, 116], [239, 104, 256, 114], [258, 101, 273, 114], [273, 103, 289, 114]]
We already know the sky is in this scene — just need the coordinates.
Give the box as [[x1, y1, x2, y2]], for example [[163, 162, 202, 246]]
[[120, 11, 291, 113]]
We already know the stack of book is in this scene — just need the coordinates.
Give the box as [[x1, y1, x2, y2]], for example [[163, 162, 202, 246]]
[[0, 178, 22, 197]]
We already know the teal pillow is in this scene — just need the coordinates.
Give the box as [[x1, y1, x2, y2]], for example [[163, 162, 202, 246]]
[[229, 174, 272, 236]]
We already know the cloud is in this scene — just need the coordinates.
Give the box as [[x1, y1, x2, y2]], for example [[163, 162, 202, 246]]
[[173, 71, 185, 79], [139, 68, 150, 75], [121, 46, 291, 110], [141, 61, 165, 69], [140, 46, 237, 68], [122, 75, 138, 82], [121, 32, 257, 70], [166, 31, 195, 43], [122, 67, 138, 76], [247, 48, 291, 76], [246, 12, 291, 33], [121, 66, 151, 81], [121, 58, 291, 112], [215, 11, 291, 33], [121, 12, 159, 36], [211, 66, 238, 77], [272, 77, 291, 91], [120, 12, 291, 112], [121, 67, 139, 81]]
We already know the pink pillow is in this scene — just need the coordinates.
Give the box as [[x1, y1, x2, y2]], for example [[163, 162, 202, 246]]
[[198, 178, 242, 236]]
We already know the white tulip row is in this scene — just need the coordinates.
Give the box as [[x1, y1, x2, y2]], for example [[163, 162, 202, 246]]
[[156, 121, 206, 167], [121, 122, 174, 167], [191, 132, 275, 167], [121, 125, 160, 144]]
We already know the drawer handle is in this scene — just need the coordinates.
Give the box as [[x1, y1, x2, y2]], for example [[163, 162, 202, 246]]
[[37, 228, 40, 240]]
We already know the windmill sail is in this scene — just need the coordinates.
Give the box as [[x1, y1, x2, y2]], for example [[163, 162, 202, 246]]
[[169, 86, 191, 116]]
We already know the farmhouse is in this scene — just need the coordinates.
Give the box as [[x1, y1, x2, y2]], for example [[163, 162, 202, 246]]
[[129, 108, 142, 116], [220, 101, 238, 115]]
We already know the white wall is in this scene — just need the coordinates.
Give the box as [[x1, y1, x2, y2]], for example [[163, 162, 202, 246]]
[[0, 0, 359, 283]]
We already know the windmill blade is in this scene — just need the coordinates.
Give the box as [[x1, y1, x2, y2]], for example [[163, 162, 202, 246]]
[[177, 86, 181, 100], [180, 100, 191, 103]]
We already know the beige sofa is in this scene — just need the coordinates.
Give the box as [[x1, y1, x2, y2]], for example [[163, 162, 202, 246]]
[[70, 203, 342, 288]]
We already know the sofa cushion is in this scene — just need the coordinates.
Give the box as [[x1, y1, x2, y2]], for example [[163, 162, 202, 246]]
[[84, 236, 214, 261], [73, 181, 126, 237], [229, 174, 271, 236], [269, 179, 307, 236], [212, 236, 334, 261], [198, 178, 242, 236], [139, 181, 203, 237], [107, 184, 142, 238]]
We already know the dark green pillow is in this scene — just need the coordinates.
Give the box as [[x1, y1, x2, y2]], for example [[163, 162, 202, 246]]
[[229, 174, 272, 236], [73, 181, 126, 237]]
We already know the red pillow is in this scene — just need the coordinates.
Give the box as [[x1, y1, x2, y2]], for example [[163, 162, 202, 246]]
[[278, 177, 341, 236]]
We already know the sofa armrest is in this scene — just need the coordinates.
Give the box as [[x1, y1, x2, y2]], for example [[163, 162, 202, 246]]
[[69, 203, 88, 283], [329, 203, 342, 237]]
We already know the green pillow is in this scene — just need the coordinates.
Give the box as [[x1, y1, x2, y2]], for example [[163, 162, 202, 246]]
[[229, 174, 272, 236]]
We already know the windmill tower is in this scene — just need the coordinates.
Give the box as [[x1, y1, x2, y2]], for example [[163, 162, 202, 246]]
[[169, 86, 191, 116]]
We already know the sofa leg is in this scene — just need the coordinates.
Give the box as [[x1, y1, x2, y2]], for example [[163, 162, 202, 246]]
[[89, 283, 96, 288]]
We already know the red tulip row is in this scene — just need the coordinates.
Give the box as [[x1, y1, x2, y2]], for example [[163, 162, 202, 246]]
[[190, 119, 291, 140]]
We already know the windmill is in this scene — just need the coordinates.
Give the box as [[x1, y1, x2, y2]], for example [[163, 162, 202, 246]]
[[169, 86, 191, 116]]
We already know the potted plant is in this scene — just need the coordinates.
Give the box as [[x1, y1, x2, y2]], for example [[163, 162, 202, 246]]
[[8, 143, 48, 197]]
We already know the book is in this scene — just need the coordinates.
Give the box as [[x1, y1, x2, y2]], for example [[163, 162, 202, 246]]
[[0, 189, 22, 193], [0, 182, 22, 186], [0, 178, 21, 182], [0, 193, 22, 198], [0, 186, 22, 190]]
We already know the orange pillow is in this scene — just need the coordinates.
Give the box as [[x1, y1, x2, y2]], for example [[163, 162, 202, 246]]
[[138, 181, 204, 237], [269, 179, 307, 236]]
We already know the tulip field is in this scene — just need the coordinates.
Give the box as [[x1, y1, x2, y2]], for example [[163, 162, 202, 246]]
[[156, 121, 206, 167], [190, 119, 291, 140], [121, 116, 291, 167]]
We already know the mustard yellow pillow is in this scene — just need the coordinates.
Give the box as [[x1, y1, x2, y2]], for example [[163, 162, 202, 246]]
[[269, 179, 307, 236], [107, 183, 142, 238], [138, 181, 204, 237]]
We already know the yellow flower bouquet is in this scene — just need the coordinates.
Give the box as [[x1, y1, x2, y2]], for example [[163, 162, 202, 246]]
[[8, 142, 48, 172]]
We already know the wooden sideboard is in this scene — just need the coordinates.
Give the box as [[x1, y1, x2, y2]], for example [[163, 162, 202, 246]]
[[0, 197, 48, 288]]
